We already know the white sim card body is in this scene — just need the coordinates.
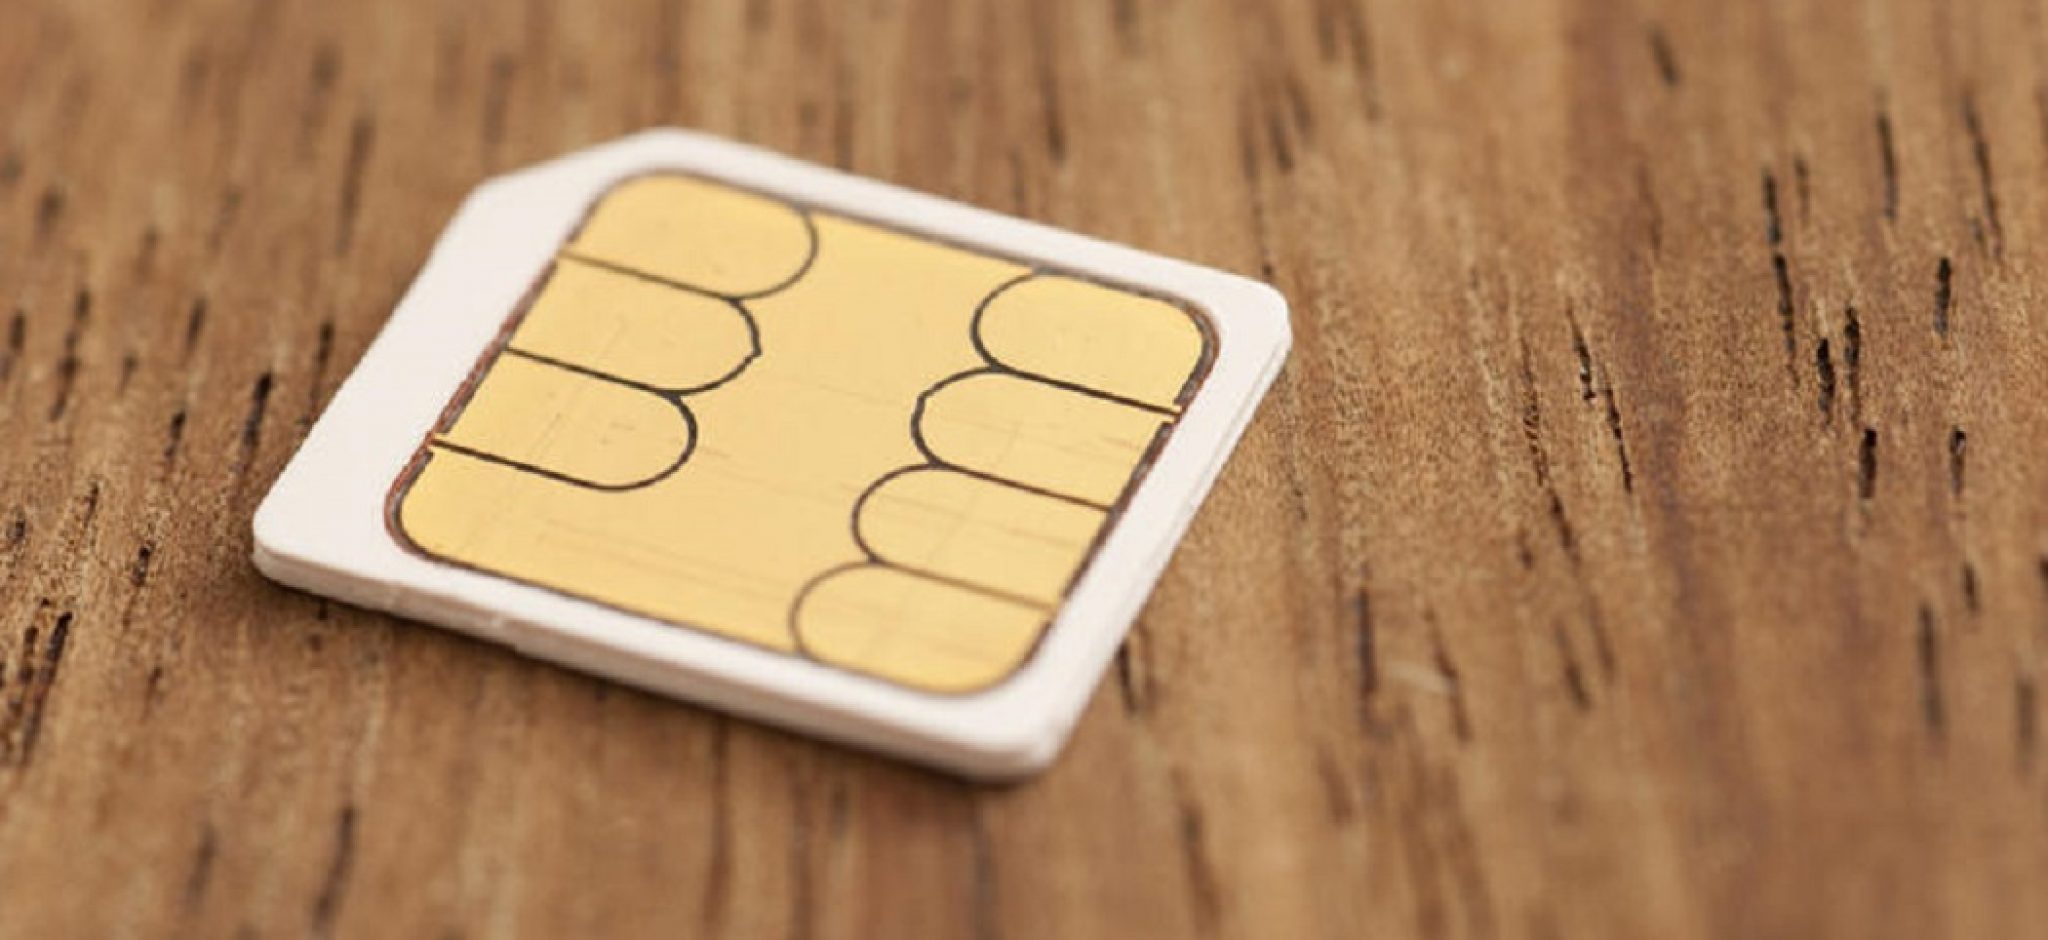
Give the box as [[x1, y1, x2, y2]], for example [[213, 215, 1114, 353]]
[[253, 130, 1290, 778]]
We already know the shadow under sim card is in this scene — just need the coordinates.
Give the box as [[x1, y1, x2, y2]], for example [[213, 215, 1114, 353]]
[[255, 131, 1290, 778]]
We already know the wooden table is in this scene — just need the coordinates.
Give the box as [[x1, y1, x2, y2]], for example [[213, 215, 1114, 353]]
[[2, 1, 2043, 936]]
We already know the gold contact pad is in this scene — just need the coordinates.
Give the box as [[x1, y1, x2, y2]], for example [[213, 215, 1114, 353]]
[[392, 175, 1210, 693]]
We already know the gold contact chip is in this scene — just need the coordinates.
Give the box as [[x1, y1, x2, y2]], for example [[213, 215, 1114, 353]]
[[389, 174, 1213, 693]]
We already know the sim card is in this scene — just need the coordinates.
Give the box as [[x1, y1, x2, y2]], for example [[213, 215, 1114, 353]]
[[254, 130, 1290, 778]]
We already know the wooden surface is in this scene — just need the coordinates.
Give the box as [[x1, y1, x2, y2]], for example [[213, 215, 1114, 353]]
[[1, 0, 2045, 936]]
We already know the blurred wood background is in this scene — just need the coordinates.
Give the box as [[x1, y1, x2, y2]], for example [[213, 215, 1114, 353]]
[[2, 0, 2046, 936]]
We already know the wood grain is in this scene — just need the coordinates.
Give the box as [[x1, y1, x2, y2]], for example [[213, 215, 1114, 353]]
[[2, 0, 2045, 936]]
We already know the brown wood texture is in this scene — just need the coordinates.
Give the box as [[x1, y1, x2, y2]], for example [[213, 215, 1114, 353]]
[[2, 0, 2046, 936]]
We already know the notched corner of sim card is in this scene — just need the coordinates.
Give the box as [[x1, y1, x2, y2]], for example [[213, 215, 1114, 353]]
[[251, 464, 335, 584], [250, 491, 387, 615]]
